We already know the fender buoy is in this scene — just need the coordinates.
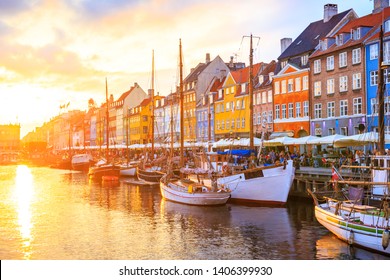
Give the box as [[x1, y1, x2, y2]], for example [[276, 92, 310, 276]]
[[382, 228, 390, 250]]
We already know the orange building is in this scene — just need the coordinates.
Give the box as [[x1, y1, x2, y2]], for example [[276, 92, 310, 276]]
[[272, 64, 310, 138]]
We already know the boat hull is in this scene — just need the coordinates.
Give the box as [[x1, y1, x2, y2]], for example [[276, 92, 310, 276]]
[[120, 166, 137, 176], [314, 204, 390, 256], [137, 168, 165, 183], [88, 165, 121, 181], [218, 160, 295, 206], [160, 181, 230, 206]]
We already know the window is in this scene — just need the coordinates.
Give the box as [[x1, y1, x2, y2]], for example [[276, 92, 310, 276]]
[[281, 80, 287, 94], [371, 98, 378, 115], [295, 78, 301, 91], [327, 101, 335, 118], [268, 111, 273, 123], [329, 127, 335, 135], [282, 104, 287, 118], [340, 127, 348, 136], [327, 56, 334, 71], [385, 19, 390, 33], [241, 99, 245, 109], [256, 93, 261, 105], [241, 118, 245, 128], [236, 118, 240, 129], [221, 120, 225, 130], [226, 102, 230, 111], [314, 104, 322, 119], [274, 81, 280, 95], [288, 79, 294, 92], [288, 103, 294, 118], [352, 73, 362, 89], [336, 34, 344, 46], [296, 102, 301, 118], [327, 79, 335, 94], [314, 81, 321, 96], [218, 89, 223, 99], [303, 76, 309, 90], [236, 100, 241, 110], [352, 48, 361, 64], [370, 71, 378, 86], [353, 97, 362, 115], [384, 41, 390, 64], [340, 100, 348, 116], [351, 28, 361, 40], [226, 120, 230, 130], [267, 90, 272, 103], [257, 113, 261, 125], [303, 101, 309, 117], [262, 91, 267, 104], [385, 69, 390, 84], [275, 105, 280, 119], [301, 55, 308, 65], [370, 44, 379, 60], [231, 119, 235, 129], [339, 52, 347, 68], [339, 76, 348, 92], [314, 59, 321, 74], [241, 83, 246, 93], [386, 97, 390, 114]]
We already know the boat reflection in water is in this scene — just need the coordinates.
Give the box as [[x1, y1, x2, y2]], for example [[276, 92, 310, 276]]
[[316, 233, 390, 260], [161, 200, 296, 259]]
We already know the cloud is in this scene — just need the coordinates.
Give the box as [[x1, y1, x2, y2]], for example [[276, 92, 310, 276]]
[[0, 0, 40, 15]]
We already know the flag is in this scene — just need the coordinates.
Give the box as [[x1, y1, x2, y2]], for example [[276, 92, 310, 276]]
[[332, 167, 339, 181]]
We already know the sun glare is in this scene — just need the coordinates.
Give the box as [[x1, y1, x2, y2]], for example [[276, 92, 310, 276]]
[[14, 165, 35, 259]]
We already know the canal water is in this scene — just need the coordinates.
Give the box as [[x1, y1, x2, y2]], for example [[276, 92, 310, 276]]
[[0, 165, 388, 260]]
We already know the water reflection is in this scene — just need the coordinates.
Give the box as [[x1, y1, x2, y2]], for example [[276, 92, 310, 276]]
[[13, 165, 34, 259]]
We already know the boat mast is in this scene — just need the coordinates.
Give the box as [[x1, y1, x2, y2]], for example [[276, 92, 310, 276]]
[[179, 39, 184, 168], [151, 50, 155, 157], [105, 77, 109, 160], [249, 34, 254, 150], [378, 25, 385, 155]]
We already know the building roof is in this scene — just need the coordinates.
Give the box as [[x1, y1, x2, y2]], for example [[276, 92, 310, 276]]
[[311, 7, 390, 58], [278, 9, 353, 61]]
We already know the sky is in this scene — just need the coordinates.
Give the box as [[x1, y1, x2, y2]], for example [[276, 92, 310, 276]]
[[0, 0, 376, 138]]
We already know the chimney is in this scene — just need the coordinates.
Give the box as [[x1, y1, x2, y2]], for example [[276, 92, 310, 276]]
[[206, 53, 210, 63], [324, 4, 338, 23], [373, 0, 389, 13], [133, 82, 138, 88], [280, 38, 292, 54], [229, 56, 234, 68]]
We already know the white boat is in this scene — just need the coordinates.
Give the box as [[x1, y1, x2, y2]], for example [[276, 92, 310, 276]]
[[119, 161, 138, 177], [160, 177, 231, 206], [308, 154, 390, 256], [217, 159, 295, 206], [71, 153, 94, 171], [310, 191, 390, 256]]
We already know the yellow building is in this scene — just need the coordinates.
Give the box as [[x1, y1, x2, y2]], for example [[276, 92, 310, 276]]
[[214, 63, 263, 140], [128, 95, 164, 145]]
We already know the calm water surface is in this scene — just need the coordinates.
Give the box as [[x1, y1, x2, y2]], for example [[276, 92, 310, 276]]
[[0, 165, 388, 260]]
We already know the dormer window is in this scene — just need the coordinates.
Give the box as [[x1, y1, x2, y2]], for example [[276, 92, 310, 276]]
[[259, 75, 264, 84], [241, 83, 246, 93], [351, 28, 361, 40], [336, 34, 343, 46], [385, 20, 390, 33], [301, 55, 308, 66]]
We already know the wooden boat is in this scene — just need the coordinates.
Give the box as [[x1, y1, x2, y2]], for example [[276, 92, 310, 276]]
[[160, 39, 231, 206], [88, 79, 121, 181], [71, 153, 94, 171], [137, 166, 165, 182], [119, 161, 138, 177]]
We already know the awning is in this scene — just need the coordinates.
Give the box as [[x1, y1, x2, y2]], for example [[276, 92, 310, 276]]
[[269, 131, 294, 139]]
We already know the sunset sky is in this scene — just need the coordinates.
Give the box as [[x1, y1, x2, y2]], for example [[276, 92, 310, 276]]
[[0, 0, 374, 137]]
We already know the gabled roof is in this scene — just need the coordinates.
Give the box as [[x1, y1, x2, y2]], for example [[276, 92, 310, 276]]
[[184, 62, 209, 84], [311, 7, 390, 58], [230, 62, 263, 84], [255, 60, 277, 89], [278, 9, 353, 61], [139, 98, 151, 107]]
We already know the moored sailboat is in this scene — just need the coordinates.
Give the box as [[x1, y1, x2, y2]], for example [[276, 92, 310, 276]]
[[160, 39, 231, 206], [88, 78, 121, 181]]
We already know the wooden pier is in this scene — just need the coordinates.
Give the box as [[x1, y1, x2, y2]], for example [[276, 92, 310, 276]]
[[290, 166, 370, 200]]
